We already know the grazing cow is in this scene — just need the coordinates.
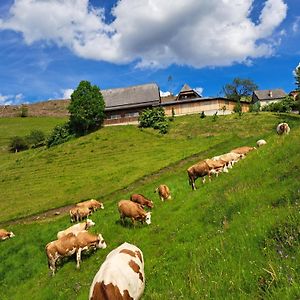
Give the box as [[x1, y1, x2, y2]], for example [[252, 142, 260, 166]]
[[77, 199, 104, 212], [256, 139, 267, 147], [0, 229, 15, 241], [187, 161, 211, 191], [204, 158, 229, 176], [277, 123, 290, 135], [57, 219, 95, 239], [89, 242, 145, 300], [230, 146, 256, 156], [130, 194, 154, 209], [155, 184, 171, 201], [70, 206, 91, 222], [212, 152, 242, 168], [46, 231, 106, 275], [118, 200, 151, 226]]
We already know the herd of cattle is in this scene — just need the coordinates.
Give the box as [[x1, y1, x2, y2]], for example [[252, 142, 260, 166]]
[[0, 122, 291, 299]]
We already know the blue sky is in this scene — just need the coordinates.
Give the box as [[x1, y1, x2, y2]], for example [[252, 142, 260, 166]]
[[0, 0, 299, 104]]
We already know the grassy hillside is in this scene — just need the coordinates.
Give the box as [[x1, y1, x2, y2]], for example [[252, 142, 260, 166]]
[[0, 117, 66, 153], [1, 113, 299, 223], [0, 113, 299, 299]]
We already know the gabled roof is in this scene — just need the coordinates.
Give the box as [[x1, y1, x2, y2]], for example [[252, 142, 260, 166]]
[[102, 83, 160, 111], [176, 83, 201, 100], [180, 83, 193, 93], [253, 89, 286, 100]]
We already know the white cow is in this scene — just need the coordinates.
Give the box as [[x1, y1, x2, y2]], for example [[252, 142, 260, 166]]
[[89, 242, 145, 300], [256, 139, 267, 147], [57, 219, 95, 239]]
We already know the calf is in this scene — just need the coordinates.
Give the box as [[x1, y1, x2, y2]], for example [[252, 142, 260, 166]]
[[118, 200, 151, 226], [130, 194, 154, 209], [277, 122, 290, 135], [256, 139, 267, 147], [0, 229, 15, 241], [70, 206, 91, 222], [230, 146, 256, 156], [155, 184, 171, 201], [57, 219, 95, 239], [89, 242, 145, 300], [76, 199, 104, 212], [46, 231, 106, 275]]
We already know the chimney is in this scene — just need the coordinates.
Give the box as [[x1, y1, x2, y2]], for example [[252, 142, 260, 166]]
[[269, 90, 273, 97]]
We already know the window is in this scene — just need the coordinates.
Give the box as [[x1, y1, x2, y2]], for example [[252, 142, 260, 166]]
[[125, 112, 139, 118], [108, 114, 121, 120]]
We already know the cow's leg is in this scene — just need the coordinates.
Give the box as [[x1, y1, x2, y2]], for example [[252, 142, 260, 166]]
[[202, 176, 205, 184], [131, 217, 136, 226], [76, 248, 82, 269], [49, 259, 56, 276]]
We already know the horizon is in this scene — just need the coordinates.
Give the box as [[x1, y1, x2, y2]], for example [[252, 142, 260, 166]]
[[0, 0, 299, 105]]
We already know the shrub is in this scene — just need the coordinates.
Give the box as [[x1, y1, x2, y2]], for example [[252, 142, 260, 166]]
[[249, 102, 260, 113], [200, 111, 206, 119], [212, 111, 218, 122], [138, 107, 169, 134], [19, 105, 28, 117], [9, 136, 28, 152], [233, 101, 242, 114], [262, 97, 293, 113], [47, 123, 73, 148], [26, 130, 46, 148]]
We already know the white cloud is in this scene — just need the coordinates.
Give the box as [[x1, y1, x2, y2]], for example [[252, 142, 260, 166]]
[[292, 17, 300, 33], [61, 88, 74, 99], [0, 0, 288, 68], [0, 93, 25, 105], [194, 87, 204, 96], [160, 90, 171, 97]]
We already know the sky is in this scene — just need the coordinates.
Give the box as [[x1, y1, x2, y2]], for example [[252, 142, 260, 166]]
[[0, 0, 299, 105]]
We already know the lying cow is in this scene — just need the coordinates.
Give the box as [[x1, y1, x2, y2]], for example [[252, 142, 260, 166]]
[[76, 199, 104, 212], [0, 229, 15, 241], [230, 146, 256, 156], [57, 219, 95, 239], [256, 139, 267, 147], [46, 231, 106, 275], [155, 184, 171, 201], [130, 194, 154, 209], [89, 242, 145, 300], [118, 200, 151, 226], [204, 158, 229, 176], [70, 206, 91, 222], [277, 122, 290, 135], [212, 152, 242, 168]]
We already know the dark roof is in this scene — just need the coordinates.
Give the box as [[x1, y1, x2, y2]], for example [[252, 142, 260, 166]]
[[253, 89, 286, 100], [102, 83, 160, 111]]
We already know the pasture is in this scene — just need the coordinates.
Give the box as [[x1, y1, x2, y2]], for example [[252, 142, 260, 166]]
[[0, 112, 299, 299]]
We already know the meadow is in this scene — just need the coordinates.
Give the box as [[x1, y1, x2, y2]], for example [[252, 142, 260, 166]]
[[0, 112, 299, 299]]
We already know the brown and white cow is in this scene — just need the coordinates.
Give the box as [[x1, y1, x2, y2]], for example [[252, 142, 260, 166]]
[[89, 242, 145, 300], [187, 160, 211, 191], [212, 152, 243, 168], [130, 194, 154, 209], [230, 146, 256, 156], [277, 122, 290, 135], [70, 206, 91, 222], [46, 231, 106, 275], [118, 200, 151, 226], [0, 229, 15, 241], [155, 184, 171, 201], [204, 158, 229, 176], [76, 199, 104, 212], [57, 219, 95, 239]]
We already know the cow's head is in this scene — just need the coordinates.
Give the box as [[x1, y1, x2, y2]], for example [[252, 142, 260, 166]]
[[145, 212, 151, 225], [148, 201, 154, 209], [86, 219, 95, 228], [100, 202, 104, 209], [9, 231, 15, 238], [97, 234, 107, 249]]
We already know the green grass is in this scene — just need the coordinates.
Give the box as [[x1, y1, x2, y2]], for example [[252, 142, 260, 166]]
[[0, 112, 300, 299]]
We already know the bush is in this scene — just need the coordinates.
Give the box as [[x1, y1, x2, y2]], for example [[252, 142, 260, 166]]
[[47, 123, 73, 148], [26, 130, 46, 148], [249, 102, 261, 113], [262, 97, 293, 113], [212, 111, 218, 122], [9, 136, 28, 152], [233, 101, 242, 114], [200, 111, 206, 119], [19, 105, 28, 117], [139, 107, 169, 134]]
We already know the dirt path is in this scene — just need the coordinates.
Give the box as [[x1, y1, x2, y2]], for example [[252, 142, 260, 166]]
[[0, 140, 230, 226]]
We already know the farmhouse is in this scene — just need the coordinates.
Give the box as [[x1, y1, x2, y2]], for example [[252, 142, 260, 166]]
[[252, 89, 287, 108], [161, 84, 249, 117]]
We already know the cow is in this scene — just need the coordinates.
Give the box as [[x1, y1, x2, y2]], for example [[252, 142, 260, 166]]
[[57, 219, 95, 239], [76, 199, 104, 212], [0, 229, 15, 241], [45, 231, 106, 275], [230, 146, 256, 156], [187, 161, 211, 191], [70, 206, 91, 223], [212, 152, 243, 168], [155, 184, 171, 201], [204, 158, 229, 176], [256, 139, 267, 147], [130, 194, 154, 209], [89, 242, 145, 300], [118, 200, 151, 226], [277, 122, 290, 135]]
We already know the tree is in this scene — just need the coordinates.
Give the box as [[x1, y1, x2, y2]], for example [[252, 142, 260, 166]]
[[68, 81, 105, 136], [294, 63, 300, 91], [222, 78, 258, 102]]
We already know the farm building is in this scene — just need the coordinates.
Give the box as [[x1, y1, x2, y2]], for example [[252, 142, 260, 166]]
[[252, 89, 287, 107], [161, 84, 249, 117]]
